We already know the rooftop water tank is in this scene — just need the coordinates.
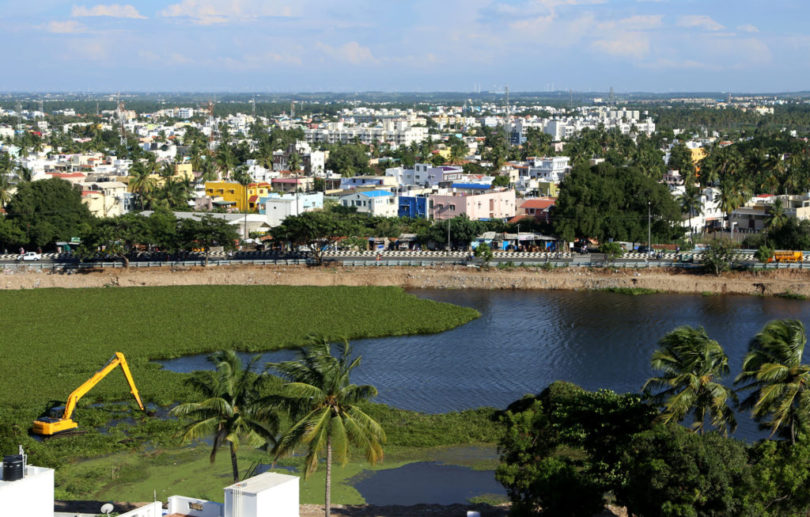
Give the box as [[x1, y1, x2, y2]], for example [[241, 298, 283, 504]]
[[3, 455, 23, 481]]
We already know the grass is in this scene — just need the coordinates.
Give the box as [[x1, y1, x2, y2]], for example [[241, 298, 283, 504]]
[[54, 442, 500, 505], [599, 287, 660, 296], [775, 291, 807, 300], [0, 285, 478, 409], [0, 285, 481, 478]]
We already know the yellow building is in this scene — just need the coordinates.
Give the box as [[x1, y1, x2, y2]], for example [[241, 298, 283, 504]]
[[174, 163, 194, 180], [204, 181, 272, 212]]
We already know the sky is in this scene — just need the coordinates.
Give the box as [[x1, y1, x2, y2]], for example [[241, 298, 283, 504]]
[[0, 0, 808, 93]]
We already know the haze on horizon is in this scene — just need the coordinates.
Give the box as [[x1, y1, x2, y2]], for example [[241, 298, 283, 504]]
[[1, 0, 806, 94]]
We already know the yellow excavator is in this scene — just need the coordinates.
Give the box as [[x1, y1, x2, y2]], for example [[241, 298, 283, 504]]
[[33, 352, 145, 436]]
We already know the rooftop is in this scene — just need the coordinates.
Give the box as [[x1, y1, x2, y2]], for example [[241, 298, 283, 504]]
[[224, 472, 297, 495]]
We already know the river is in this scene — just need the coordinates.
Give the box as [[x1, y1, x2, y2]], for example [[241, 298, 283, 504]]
[[160, 289, 810, 441]]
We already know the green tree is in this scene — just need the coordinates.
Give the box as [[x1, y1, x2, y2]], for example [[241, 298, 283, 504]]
[[553, 162, 682, 244], [473, 242, 493, 266], [643, 326, 737, 435], [765, 198, 788, 232], [423, 216, 483, 250], [4, 177, 93, 249], [272, 211, 348, 265], [447, 136, 468, 164], [496, 383, 656, 516], [736, 319, 810, 444], [171, 350, 279, 482], [702, 238, 734, 275], [325, 144, 370, 177], [754, 245, 774, 263], [599, 241, 624, 261], [269, 337, 385, 517], [129, 161, 157, 209], [618, 425, 755, 517], [677, 183, 703, 243], [178, 214, 239, 266], [491, 174, 511, 188], [749, 437, 810, 514], [79, 214, 150, 267]]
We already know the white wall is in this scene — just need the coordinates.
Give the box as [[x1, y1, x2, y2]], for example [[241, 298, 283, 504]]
[[0, 465, 54, 517], [119, 501, 164, 517], [167, 495, 224, 517]]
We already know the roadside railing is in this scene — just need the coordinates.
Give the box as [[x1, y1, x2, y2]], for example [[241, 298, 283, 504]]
[[2, 250, 809, 271]]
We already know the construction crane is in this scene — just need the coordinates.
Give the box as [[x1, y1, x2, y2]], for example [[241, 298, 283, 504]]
[[32, 352, 145, 436]]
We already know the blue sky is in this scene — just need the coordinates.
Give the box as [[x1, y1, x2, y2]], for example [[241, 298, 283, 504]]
[[0, 0, 807, 93]]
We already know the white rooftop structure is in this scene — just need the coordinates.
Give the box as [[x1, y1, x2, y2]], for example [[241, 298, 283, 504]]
[[224, 472, 299, 517], [1, 453, 54, 517]]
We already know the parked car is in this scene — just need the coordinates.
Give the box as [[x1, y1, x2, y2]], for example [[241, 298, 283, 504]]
[[18, 252, 42, 261]]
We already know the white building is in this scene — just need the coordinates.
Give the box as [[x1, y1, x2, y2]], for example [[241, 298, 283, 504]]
[[1, 454, 54, 517], [385, 163, 464, 188], [339, 190, 398, 217], [2, 451, 299, 517], [259, 192, 324, 227], [527, 156, 571, 182]]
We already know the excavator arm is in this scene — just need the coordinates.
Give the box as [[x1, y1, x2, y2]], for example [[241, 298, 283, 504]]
[[33, 352, 145, 436]]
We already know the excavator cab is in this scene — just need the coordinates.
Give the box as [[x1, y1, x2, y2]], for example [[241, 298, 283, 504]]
[[33, 352, 145, 436]]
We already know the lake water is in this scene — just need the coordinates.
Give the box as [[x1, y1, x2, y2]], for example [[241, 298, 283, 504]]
[[159, 289, 810, 442]]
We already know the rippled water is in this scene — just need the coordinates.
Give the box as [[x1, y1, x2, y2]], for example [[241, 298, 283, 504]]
[[159, 289, 810, 441]]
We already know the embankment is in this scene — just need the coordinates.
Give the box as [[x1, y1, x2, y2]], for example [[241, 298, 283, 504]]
[[3, 265, 810, 297]]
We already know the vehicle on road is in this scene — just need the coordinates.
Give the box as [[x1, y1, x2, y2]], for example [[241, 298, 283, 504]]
[[18, 251, 42, 261]]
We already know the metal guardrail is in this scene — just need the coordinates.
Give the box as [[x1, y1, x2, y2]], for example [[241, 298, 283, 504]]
[[3, 253, 810, 271]]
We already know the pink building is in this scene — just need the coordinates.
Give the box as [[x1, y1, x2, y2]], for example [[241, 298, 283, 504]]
[[430, 190, 516, 221]]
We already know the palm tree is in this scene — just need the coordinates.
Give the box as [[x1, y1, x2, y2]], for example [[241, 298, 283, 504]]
[[677, 183, 703, 243], [129, 162, 157, 209], [170, 350, 279, 482], [643, 326, 737, 435], [268, 337, 385, 517], [0, 173, 12, 208], [736, 320, 810, 444], [765, 198, 788, 232]]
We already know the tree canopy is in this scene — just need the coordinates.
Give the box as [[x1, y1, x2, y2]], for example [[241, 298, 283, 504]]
[[553, 161, 682, 243]]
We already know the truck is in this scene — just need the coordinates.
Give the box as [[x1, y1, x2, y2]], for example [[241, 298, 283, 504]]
[[32, 352, 144, 436], [768, 251, 803, 263]]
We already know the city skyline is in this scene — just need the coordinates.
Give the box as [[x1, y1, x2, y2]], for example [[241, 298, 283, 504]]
[[0, 0, 807, 93]]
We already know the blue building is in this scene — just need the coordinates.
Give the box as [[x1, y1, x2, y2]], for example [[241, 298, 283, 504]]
[[398, 196, 430, 219]]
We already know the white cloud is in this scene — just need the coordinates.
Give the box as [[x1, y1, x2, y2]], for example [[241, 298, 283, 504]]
[[71, 4, 146, 19], [46, 20, 87, 33], [593, 32, 650, 59], [677, 15, 725, 31], [159, 0, 295, 25], [737, 24, 759, 33], [316, 41, 377, 65], [617, 14, 662, 30]]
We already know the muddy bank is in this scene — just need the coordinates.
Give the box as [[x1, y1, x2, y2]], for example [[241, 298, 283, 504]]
[[4, 265, 810, 297]]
